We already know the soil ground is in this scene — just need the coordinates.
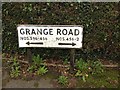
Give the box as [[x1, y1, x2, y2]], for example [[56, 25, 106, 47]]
[[2, 68, 119, 88], [1, 54, 119, 88]]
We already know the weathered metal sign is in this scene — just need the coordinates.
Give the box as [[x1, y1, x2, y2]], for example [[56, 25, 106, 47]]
[[17, 25, 83, 48]]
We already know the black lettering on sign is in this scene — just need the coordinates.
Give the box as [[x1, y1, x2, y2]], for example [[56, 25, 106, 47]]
[[63, 37, 65, 41], [43, 29, 48, 35], [26, 28, 31, 35], [57, 29, 61, 35], [68, 29, 73, 35], [66, 38, 68, 41], [36, 28, 42, 35], [49, 29, 53, 35], [62, 29, 67, 35], [33, 37, 38, 40], [20, 28, 25, 35], [20, 37, 24, 40], [56, 37, 61, 41], [57, 28, 80, 36], [76, 37, 79, 41], [31, 29, 36, 35], [20, 28, 54, 35], [19, 27, 80, 36], [75, 29, 79, 36]]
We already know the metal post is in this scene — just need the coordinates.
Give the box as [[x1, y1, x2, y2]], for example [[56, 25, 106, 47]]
[[27, 48, 32, 64], [70, 49, 75, 73]]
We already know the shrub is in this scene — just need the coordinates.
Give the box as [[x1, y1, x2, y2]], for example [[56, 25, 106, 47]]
[[10, 57, 20, 78], [58, 75, 68, 85], [27, 54, 48, 76], [32, 54, 43, 66], [2, 2, 119, 60], [37, 66, 48, 76], [75, 58, 104, 82]]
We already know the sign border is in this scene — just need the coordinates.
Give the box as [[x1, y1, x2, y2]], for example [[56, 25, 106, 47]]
[[17, 25, 83, 28], [17, 25, 83, 49]]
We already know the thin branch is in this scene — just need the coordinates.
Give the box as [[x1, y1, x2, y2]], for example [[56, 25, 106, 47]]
[[102, 65, 118, 68], [43, 63, 69, 68], [2, 58, 118, 68]]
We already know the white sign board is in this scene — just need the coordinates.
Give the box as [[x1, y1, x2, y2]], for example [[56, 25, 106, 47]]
[[17, 25, 83, 48]]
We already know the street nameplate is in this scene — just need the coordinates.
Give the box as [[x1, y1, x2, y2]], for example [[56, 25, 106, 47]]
[[17, 25, 83, 48]]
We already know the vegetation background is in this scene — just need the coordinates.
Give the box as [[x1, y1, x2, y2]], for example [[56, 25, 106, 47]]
[[2, 2, 120, 61]]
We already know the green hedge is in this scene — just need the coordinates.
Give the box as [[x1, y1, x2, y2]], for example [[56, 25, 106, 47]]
[[2, 2, 120, 60]]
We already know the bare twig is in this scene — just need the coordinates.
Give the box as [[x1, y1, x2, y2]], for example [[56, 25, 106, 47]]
[[43, 63, 69, 68], [102, 65, 118, 68], [2, 57, 28, 64], [2, 58, 118, 68]]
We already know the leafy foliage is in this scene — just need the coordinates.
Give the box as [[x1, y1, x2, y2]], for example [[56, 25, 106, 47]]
[[27, 64, 37, 73], [88, 60, 104, 75], [27, 54, 48, 76], [10, 57, 20, 78], [58, 75, 68, 85], [75, 58, 104, 82], [37, 66, 48, 76], [63, 58, 69, 65], [2, 2, 120, 60], [32, 54, 43, 66]]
